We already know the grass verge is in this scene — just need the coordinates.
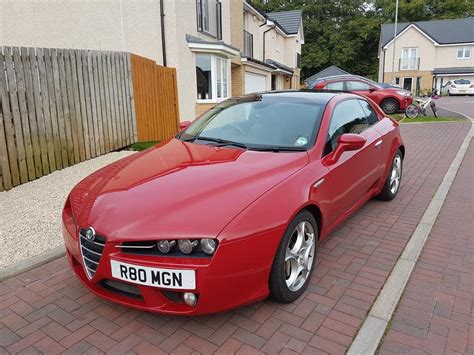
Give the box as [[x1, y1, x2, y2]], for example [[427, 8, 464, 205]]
[[399, 116, 466, 123]]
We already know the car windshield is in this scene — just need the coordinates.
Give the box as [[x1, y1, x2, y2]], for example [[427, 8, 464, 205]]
[[179, 95, 326, 151], [454, 79, 470, 85]]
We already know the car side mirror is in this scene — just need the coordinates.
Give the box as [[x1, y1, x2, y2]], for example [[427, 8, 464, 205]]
[[327, 134, 367, 164], [368, 88, 376, 93], [179, 121, 191, 131]]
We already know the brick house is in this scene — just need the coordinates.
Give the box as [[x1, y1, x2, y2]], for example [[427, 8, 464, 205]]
[[378, 17, 474, 94], [1, 0, 304, 121]]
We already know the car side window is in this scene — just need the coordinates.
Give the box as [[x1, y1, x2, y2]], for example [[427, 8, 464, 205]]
[[358, 99, 379, 125], [324, 99, 369, 156], [346, 81, 371, 91], [325, 81, 344, 90]]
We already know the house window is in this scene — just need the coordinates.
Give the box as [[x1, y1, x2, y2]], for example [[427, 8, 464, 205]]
[[196, 54, 230, 102], [457, 46, 471, 59], [197, 0, 209, 33], [400, 48, 418, 70], [216, 1, 222, 40], [296, 53, 301, 68]]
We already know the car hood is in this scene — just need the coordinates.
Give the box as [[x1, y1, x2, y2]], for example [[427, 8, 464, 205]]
[[69, 138, 308, 242]]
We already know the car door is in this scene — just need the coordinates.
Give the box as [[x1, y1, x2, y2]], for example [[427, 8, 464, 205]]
[[322, 99, 382, 226], [346, 80, 376, 100]]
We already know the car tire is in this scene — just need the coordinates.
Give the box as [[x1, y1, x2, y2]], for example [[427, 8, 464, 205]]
[[377, 149, 403, 201], [380, 98, 400, 114], [269, 210, 318, 303]]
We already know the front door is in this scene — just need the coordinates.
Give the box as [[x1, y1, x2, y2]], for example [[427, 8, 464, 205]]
[[403, 77, 413, 92], [322, 99, 382, 227]]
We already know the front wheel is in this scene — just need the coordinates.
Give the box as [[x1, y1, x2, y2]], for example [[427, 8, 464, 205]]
[[269, 211, 317, 303], [377, 150, 403, 201], [405, 104, 419, 118], [381, 98, 400, 114]]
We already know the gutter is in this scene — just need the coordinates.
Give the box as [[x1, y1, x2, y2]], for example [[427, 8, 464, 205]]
[[160, 0, 167, 66]]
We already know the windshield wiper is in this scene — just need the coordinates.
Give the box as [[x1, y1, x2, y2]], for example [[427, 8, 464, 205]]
[[182, 136, 248, 149], [249, 146, 307, 152]]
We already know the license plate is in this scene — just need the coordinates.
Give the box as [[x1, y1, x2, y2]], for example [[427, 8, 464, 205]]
[[460, 90, 466, 93], [110, 260, 195, 290]]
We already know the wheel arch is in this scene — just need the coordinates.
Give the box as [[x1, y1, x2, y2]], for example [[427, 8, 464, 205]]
[[299, 203, 323, 240], [399, 144, 405, 159]]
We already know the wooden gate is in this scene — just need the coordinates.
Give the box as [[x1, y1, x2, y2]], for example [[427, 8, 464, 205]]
[[0, 47, 138, 191], [130, 54, 180, 142]]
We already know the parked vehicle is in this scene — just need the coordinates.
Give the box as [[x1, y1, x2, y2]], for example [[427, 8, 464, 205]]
[[405, 93, 439, 118], [441, 79, 474, 96], [63, 91, 404, 315], [311, 75, 413, 114]]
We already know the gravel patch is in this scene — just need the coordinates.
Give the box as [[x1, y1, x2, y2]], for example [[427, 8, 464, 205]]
[[0, 151, 136, 270]]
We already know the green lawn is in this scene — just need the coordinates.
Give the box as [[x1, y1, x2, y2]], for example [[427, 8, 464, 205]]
[[399, 116, 466, 123], [129, 141, 159, 151]]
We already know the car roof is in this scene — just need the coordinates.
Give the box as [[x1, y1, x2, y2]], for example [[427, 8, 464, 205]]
[[231, 90, 341, 105]]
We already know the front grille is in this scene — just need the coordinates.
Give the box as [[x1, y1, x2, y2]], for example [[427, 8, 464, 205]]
[[79, 228, 106, 279]]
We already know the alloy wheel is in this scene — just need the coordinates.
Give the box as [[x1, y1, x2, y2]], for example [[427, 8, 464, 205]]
[[390, 155, 402, 194], [284, 221, 315, 291]]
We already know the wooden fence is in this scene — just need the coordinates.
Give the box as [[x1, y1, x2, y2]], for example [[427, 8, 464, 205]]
[[0, 48, 180, 191], [131, 54, 180, 142]]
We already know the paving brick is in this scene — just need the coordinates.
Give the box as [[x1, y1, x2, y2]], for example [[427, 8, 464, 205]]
[[0, 326, 20, 347]]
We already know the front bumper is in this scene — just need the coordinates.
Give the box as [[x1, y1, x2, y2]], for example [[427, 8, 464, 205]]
[[62, 221, 282, 315]]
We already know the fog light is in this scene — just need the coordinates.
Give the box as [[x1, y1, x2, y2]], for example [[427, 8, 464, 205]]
[[178, 239, 198, 254], [157, 240, 175, 253], [183, 292, 197, 307], [200, 239, 217, 255]]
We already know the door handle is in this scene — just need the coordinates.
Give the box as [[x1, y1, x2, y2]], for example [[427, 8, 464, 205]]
[[375, 140, 383, 149], [313, 178, 325, 189]]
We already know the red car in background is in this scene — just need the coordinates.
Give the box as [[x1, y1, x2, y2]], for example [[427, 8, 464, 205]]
[[312, 75, 413, 114], [63, 91, 404, 315]]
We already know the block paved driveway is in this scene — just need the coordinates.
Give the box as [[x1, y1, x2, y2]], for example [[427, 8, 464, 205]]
[[379, 138, 473, 354], [0, 120, 471, 354]]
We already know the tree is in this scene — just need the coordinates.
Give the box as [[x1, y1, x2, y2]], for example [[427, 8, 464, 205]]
[[251, 0, 474, 81]]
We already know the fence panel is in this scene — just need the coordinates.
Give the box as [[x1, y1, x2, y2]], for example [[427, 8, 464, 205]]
[[131, 54, 179, 142], [1, 47, 178, 190], [0, 46, 137, 190]]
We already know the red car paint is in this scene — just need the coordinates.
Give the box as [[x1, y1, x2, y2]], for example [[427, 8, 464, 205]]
[[313, 76, 413, 112], [63, 92, 404, 315]]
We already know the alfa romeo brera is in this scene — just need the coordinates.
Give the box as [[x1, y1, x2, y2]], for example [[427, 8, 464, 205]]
[[62, 91, 404, 315]]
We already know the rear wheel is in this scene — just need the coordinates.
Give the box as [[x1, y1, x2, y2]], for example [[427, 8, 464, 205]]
[[269, 211, 317, 303], [430, 101, 438, 117], [377, 150, 403, 201], [380, 98, 400, 114]]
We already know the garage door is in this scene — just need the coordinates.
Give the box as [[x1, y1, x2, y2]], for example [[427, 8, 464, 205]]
[[245, 72, 267, 94]]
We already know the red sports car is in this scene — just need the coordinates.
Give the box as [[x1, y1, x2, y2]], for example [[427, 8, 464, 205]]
[[62, 91, 404, 315], [312, 75, 413, 114]]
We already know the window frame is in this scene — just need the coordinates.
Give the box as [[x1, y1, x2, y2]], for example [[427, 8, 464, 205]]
[[400, 47, 418, 70], [323, 98, 370, 157], [196, 54, 231, 104], [457, 46, 471, 60], [196, 0, 210, 35]]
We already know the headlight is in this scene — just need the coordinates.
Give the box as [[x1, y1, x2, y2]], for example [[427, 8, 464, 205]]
[[200, 239, 217, 255], [396, 90, 411, 97], [178, 239, 199, 254], [157, 240, 175, 253]]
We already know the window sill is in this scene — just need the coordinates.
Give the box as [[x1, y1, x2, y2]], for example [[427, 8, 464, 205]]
[[456, 57, 471, 60], [198, 30, 217, 40]]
